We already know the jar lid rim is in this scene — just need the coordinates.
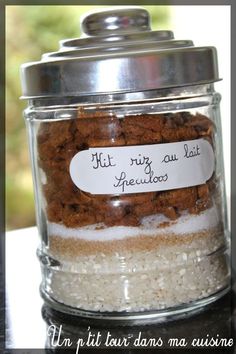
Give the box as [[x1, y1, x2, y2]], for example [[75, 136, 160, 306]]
[[20, 7, 219, 99]]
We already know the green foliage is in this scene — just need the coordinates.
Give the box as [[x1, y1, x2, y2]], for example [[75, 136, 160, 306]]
[[6, 5, 170, 230]]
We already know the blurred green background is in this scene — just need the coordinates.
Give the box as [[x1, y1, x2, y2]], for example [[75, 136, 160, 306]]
[[6, 6, 170, 230]]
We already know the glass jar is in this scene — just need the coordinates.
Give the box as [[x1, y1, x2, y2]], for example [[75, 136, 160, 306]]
[[21, 7, 230, 324]]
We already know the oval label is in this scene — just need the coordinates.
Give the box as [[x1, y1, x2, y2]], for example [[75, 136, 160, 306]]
[[69, 138, 215, 195]]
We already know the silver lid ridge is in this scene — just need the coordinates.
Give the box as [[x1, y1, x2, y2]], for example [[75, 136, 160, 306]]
[[20, 7, 219, 99]]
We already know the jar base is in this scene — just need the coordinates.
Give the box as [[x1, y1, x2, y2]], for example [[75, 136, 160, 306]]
[[40, 285, 230, 326]]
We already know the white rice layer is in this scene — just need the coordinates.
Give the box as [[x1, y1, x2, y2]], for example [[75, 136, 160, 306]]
[[49, 247, 229, 312]]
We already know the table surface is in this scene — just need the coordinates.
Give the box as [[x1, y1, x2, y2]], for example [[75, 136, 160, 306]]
[[4, 227, 236, 352]]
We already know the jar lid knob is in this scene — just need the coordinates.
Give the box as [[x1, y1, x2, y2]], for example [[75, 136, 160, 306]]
[[81, 7, 151, 37]]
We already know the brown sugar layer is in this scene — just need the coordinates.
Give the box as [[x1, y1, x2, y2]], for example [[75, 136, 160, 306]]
[[49, 227, 225, 260], [37, 111, 216, 228]]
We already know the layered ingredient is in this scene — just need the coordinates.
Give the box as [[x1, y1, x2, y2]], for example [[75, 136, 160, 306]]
[[37, 110, 229, 312], [38, 111, 215, 228]]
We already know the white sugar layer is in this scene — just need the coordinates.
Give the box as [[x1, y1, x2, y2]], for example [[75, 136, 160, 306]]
[[48, 205, 220, 241]]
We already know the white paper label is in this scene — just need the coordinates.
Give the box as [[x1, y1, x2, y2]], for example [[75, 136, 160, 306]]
[[69, 138, 215, 195]]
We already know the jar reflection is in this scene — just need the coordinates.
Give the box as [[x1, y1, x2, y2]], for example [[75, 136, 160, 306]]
[[42, 292, 233, 352]]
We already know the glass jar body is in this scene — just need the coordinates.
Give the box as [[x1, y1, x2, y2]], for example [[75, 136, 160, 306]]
[[24, 84, 230, 324]]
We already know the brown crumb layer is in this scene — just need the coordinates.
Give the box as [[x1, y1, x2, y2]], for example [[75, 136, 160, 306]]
[[37, 111, 216, 228]]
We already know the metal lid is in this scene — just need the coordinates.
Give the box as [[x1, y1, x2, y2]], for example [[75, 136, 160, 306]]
[[20, 7, 219, 99]]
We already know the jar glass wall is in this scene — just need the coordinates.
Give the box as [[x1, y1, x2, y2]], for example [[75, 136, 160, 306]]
[[24, 84, 230, 323]]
